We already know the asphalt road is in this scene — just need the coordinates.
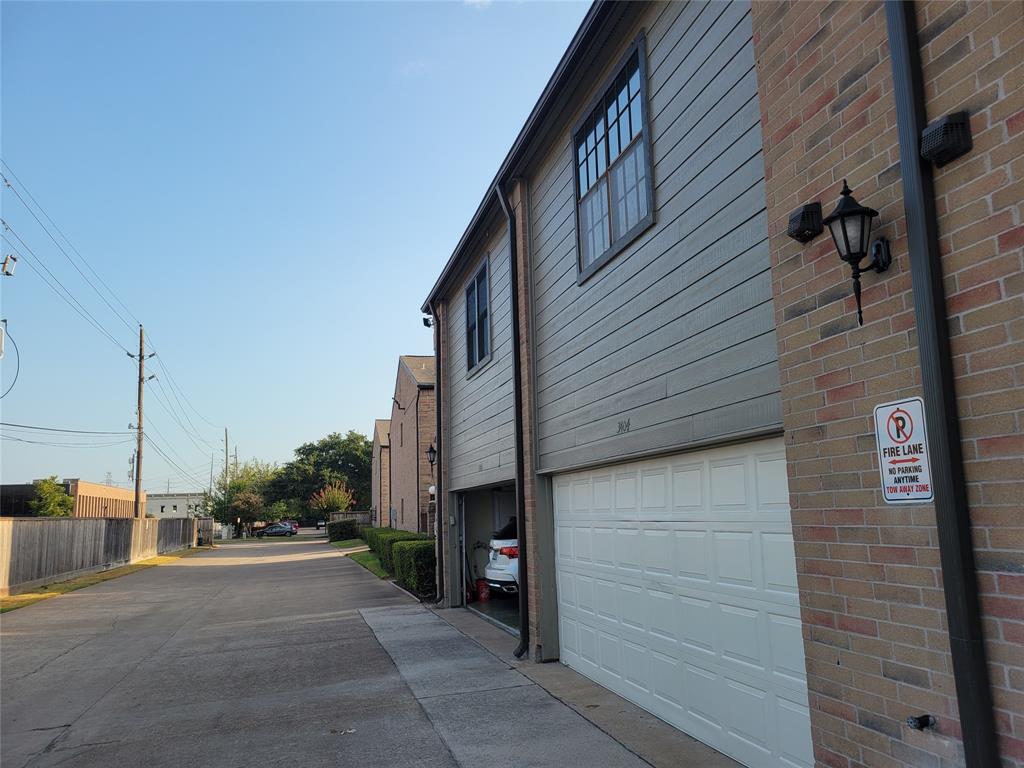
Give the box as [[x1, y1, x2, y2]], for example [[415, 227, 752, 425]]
[[1, 538, 651, 768]]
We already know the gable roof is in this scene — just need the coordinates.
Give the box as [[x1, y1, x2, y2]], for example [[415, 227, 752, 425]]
[[399, 355, 435, 388], [374, 419, 391, 448]]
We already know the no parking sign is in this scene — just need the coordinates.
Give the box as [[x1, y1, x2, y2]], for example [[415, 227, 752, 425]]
[[873, 397, 934, 504]]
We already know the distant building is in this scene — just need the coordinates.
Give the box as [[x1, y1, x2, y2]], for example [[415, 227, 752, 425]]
[[0, 478, 144, 518], [145, 491, 207, 519], [371, 419, 391, 528], [388, 355, 436, 534]]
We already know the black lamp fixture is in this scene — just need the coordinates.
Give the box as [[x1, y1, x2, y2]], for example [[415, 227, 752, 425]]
[[822, 180, 891, 325], [425, 442, 437, 467]]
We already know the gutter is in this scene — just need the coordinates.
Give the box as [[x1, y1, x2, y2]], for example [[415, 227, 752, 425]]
[[429, 300, 445, 601], [496, 182, 531, 659], [885, 4, 999, 765]]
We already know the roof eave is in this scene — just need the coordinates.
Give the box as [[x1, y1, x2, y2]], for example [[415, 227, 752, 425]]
[[420, 0, 614, 313]]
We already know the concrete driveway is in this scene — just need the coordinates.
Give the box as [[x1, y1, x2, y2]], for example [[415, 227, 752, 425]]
[[1, 539, 653, 768]]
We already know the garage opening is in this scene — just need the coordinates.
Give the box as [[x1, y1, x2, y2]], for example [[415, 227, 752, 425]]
[[460, 486, 519, 633]]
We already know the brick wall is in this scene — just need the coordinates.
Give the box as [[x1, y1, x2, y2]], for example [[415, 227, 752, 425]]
[[510, 178, 546, 658], [389, 364, 436, 535], [390, 366, 421, 533], [751, 1, 1022, 766], [417, 388, 437, 534], [371, 440, 390, 528]]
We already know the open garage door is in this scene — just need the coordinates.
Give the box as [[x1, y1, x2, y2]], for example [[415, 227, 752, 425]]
[[554, 437, 813, 768]]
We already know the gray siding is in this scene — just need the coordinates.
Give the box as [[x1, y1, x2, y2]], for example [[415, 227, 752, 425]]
[[446, 227, 516, 491], [529, 0, 780, 474]]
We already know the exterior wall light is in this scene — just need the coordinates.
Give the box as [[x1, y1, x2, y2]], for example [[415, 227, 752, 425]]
[[822, 180, 891, 325], [425, 443, 437, 467]]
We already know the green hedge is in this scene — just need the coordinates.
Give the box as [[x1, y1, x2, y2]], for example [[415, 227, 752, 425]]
[[393, 540, 436, 597], [327, 519, 360, 542], [359, 527, 429, 573]]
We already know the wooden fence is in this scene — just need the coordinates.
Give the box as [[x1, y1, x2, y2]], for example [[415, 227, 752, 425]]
[[329, 510, 372, 527], [0, 517, 197, 596]]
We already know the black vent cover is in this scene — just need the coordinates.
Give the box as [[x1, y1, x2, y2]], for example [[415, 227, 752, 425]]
[[921, 111, 972, 167], [787, 202, 823, 243]]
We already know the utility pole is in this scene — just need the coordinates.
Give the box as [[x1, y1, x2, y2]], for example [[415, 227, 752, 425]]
[[134, 325, 145, 518], [233, 446, 238, 474], [129, 325, 155, 518], [224, 428, 229, 489], [209, 452, 214, 495]]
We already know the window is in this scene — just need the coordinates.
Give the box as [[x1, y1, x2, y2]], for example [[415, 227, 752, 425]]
[[160, 505, 165, 515], [574, 37, 654, 281], [465, 262, 490, 371]]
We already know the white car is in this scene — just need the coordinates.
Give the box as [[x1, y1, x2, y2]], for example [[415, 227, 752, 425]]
[[484, 519, 519, 594]]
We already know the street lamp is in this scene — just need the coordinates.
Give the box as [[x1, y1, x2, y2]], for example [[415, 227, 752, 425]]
[[425, 443, 437, 468], [822, 180, 891, 325]]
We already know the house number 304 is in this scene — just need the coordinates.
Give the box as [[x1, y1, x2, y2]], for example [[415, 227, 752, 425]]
[[617, 418, 631, 435]]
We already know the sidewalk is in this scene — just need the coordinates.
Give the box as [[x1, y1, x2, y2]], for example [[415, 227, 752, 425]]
[[433, 608, 739, 768], [362, 605, 649, 767]]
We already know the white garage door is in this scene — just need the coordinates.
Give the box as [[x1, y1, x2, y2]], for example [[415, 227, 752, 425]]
[[554, 437, 813, 768]]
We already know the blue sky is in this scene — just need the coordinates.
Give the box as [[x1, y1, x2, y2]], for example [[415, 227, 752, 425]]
[[0, 0, 589, 491]]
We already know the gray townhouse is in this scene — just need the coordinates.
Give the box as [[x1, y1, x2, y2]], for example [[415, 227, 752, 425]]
[[423, 2, 810, 765], [423, 1, 1023, 767]]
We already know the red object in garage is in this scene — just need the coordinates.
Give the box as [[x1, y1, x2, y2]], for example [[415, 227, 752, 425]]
[[476, 578, 490, 602]]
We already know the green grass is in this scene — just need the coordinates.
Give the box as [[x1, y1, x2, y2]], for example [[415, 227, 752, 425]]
[[349, 549, 389, 579], [0, 548, 202, 613], [330, 538, 366, 550]]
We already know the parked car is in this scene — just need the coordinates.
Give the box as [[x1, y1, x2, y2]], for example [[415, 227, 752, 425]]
[[484, 518, 519, 594], [256, 522, 295, 538], [282, 520, 299, 533]]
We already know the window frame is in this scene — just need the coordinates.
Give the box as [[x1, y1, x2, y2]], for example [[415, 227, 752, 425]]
[[465, 260, 492, 377], [571, 32, 656, 285]]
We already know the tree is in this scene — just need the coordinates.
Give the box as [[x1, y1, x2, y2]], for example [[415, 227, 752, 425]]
[[266, 431, 372, 510], [29, 476, 74, 517], [309, 482, 353, 517], [207, 459, 279, 528], [229, 489, 265, 527]]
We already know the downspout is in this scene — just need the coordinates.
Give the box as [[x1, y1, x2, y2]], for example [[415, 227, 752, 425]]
[[496, 182, 530, 659], [430, 300, 445, 602], [885, 4, 999, 765], [415, 386, 420, 533]]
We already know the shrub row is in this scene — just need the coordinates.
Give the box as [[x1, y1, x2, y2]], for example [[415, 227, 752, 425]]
[[392, 540, 436, 597], [326, 519, 360, 542], [359, 527, 429, 573]]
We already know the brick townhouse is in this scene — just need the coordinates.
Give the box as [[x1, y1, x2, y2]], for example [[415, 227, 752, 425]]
[[387, 356, 437, 533], [422, 1, 1022, 767]]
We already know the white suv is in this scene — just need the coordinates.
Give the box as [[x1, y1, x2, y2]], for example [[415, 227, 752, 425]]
[[483, 519, 519, 594]]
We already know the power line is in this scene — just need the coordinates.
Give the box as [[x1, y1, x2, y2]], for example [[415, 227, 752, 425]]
[[0, 228, 131, 353], [149, 348, 222, 429], [150, 377, 217, 453], [2, 434, 135, 448], [0, 421, 133, 435], [1, 323, 20, 399], [144, 433, 208, 488], [1, 160, 221, 469], [1, 164, 137, 333]]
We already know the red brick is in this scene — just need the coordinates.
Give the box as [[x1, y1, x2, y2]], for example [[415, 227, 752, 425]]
[[837, 614, 879, 637]]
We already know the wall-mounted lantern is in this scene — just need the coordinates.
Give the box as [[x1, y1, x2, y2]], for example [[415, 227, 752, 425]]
[[425, 443, 437, 468], [822, 180, 891, 325]]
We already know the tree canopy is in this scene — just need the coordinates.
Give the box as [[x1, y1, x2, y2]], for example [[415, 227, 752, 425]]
[[265, 431, 371, 511], [203, 431, 371, 529], [29, 476, 74, 517]]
